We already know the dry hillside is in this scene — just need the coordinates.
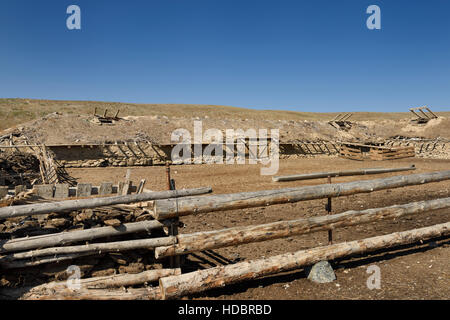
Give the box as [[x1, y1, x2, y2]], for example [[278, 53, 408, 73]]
[[0, 98, 449, 145]]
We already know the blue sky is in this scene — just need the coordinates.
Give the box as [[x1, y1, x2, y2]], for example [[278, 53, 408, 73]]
[[0, 0, 449, 112]]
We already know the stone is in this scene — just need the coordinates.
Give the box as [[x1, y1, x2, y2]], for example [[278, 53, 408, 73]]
[[104, 219, 121, 227], [305, 260, 336, 283], [54, 184, 69, 199], [119, 262, 144, 274], [47, 218, 70, 228], [99, 182, 113, 195], [76, 183, 92, 197], [33, 185, 54, 198], [75, 210, 94, 222]]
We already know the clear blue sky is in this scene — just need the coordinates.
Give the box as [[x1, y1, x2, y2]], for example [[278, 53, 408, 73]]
[[0, 0, 449, 112]]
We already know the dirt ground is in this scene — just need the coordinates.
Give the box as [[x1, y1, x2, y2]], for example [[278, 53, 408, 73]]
[[68, 156, 450, 300]]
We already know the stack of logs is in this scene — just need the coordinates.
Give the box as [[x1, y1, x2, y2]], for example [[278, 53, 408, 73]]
[[0, 187, 212, 300], [1, 170, 449, 300]]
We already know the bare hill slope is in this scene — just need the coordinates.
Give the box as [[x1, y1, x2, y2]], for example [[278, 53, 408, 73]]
[[1, 98, 449, 144]]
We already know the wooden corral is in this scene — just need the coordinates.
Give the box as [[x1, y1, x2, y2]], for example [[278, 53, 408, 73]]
[[369, 146, 415, 160], [339, 142, 415, 161], [1, 170, 448, 300]]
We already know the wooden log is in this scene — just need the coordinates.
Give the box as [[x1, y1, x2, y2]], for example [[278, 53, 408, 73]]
[[159, 222, 450, 299], [0, 187, 212, 220], [0, 252, 96, 269], [23, 287, 161, 300], [1, 236, 177, 266], [155, 197, 450, 258], [0, 220, 165, 253], [26, 268, 180, 293], [122, 169, 132, 195], [137, 179, 146, 194], [152, 170, 450, 220], [272, 165, 416, 182]]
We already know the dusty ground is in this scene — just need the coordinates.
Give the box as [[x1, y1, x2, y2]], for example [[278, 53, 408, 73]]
[[68, 156, 450, 300]]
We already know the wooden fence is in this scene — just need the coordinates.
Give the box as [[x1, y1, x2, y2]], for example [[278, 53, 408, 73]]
[[1, 169, 448, 299]]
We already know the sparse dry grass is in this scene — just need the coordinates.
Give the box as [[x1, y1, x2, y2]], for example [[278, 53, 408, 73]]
[[1, 98, 449, 131]]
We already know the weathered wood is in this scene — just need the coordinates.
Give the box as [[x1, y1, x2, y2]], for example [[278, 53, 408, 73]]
[[122, 169, 132, 195], [154, 197, 450, 258], [79, 268, 180, 289], [22, 287, 161, 300], [272, 165, 416, 182], [0, 252, 95, 269], [152, 170, 450, 220], [1, 236, 177, 265], [0, 220, 165, 253], [137, 179, 146, 194], [0, 187, 212, 220], [160, 222, 450, 299], [26, 268, 180, 294]]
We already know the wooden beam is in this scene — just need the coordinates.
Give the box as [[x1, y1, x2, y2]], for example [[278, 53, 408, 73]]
[[22, 287, 161, 300], [154, 197, 450, 259], [272, 165, 416, 182], [1, 236, 177, 266], [0, 187, 213, 220], [159, 222, 450, 299], [0, 220, 166, 253], [24, 268, 180, 294], [152, 170, 450, 220]]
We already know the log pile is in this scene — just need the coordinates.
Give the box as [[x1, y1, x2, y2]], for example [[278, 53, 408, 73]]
[[0, 152, 41, 187], [1, 170, 449, 300], [0, 187, 212, 300]]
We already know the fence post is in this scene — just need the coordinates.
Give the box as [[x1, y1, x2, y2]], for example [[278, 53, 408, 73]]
[[326, 175, 333, 244]]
